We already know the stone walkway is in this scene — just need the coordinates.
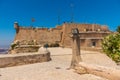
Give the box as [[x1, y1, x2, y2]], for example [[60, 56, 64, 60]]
[[0, 48, 119, 80]]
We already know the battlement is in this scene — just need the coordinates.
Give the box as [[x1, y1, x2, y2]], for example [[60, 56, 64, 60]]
[[15, 24, 63, 32], [19, 27, 49, 31]]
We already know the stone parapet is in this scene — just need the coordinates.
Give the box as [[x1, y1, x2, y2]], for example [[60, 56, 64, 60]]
[[0, 51, 51, 68], [9, 45, 40, 54]]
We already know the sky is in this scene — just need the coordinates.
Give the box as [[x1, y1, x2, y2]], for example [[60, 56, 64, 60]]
[[0, 0, 120, 48]]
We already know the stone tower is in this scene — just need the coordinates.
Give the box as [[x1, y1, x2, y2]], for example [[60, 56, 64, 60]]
[[14, 22, 19, 33]]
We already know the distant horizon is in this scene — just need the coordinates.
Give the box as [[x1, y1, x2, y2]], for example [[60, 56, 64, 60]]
[[0, 45, 10, 48]]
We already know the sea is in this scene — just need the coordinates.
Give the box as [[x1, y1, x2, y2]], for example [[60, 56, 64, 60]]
[[0, 45, 9, 54], [0, 49, 8, 54]]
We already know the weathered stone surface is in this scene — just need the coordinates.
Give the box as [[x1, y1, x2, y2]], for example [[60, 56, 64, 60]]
[[0, 48, 51, 68], [75, 62, 120, 80], [9, 45, 40, 54], [70, 28, 82, 69], [75, 66, 87, 74], [12, 22, 111, 52]]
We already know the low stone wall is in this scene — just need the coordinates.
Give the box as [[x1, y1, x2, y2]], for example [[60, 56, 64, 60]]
[[0, 52, 51, 68], [75, 62, 120, 80]]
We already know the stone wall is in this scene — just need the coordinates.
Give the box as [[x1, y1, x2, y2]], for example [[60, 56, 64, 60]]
[[0, 52, 51, 68], [13, 22, 111, 51], [14, 23, 62, 45], [61, 23, 111, 48], [9, 45, 40, 54]]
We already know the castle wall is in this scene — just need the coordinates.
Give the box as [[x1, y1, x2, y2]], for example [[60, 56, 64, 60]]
[[61, 23, 110, 48], [13, 22, 111, 50], [14, 27, 62, 45]]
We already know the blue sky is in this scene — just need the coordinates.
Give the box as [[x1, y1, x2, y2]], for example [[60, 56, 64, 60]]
[[0, 0, 120, 48]]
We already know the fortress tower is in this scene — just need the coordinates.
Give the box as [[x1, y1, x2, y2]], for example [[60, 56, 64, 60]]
[[14, 22, 19, 33]]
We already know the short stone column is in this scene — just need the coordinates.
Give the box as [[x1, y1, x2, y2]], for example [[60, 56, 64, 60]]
[[70, 28, 82, 69]]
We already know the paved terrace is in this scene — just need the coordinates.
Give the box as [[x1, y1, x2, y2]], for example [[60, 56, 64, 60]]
[[0, 47, 120, 80]]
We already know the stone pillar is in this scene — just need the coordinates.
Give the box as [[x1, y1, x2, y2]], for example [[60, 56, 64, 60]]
[[70, 28, 82, 69]]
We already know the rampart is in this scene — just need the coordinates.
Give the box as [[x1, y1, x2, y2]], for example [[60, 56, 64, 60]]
[[14, 22, 62, 45], [12, 22, 111, 53]]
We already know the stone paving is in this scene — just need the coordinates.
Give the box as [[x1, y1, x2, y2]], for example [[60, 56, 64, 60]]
[[0, 48, 119, 80]]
